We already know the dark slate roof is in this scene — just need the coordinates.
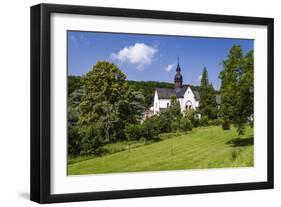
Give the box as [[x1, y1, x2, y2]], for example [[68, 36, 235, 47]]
[[155, 88, 176, 99], [193, 90, 200, 100], [156, 85, 199, 99]]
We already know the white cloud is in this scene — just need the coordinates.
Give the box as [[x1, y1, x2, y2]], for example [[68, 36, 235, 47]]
[[110, 43, 157, 69], [165, 64, 175, 72]]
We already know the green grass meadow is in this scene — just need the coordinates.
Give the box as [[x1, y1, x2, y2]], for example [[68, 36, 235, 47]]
[[68, 126, 254, 175]]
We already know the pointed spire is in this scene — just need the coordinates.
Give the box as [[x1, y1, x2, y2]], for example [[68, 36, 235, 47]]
[[174, 56, 183, 88], [176, 56, 181, 72]]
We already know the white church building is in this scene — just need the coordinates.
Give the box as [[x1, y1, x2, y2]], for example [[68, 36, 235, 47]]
[[150, 59, 220, 116]]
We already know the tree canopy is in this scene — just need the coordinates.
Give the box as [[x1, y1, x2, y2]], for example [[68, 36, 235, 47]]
[[78, 61, 145, 143], [219, 45, 254, 134]]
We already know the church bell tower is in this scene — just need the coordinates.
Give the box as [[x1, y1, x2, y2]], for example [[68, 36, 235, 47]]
[[174, 57, 183, 88]]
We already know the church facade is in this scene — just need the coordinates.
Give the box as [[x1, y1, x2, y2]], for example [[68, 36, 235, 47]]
[[152, 60, 201, 115], [150, 59, 220, 117]]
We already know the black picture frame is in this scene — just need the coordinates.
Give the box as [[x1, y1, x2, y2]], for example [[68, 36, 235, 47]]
[[30, 3, 274, 204]]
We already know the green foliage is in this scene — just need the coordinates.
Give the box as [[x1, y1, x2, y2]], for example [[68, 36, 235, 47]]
[[77, 61, 146, 144], [185, 109, 200, 127], [79, 124, 103, 156], [123, 90, 145, 123], [69, 88, 84, 108], [124, 124, 143, 141], [79, 61, 128, 124], [68, 75, 82, 95], [200, 115, 209, 126], [96, 101, 121, 142], [169, 95, 182, 119], [155, 112, 172, 133], [68, 125, 82, 157], [68, 106, 79, 124], [141, 116, 160, 140], [219, 45, 254, 134], [208, 118, 221, 126], [167, 95, 183, 131], [201, 66, 209, 87], [171, 120, 180, 132], [199, 67, 218, 120], [180, 117, 193, 131]]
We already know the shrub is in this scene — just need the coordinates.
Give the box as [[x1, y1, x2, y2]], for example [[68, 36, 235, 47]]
[[180, 117, 193, 131], [141, 117, 160, 140], [171, 121, 178, 132], [171, 118, 181, 132], [79, 124, 104, 156], [208, 118, 221, 126], [200, 115, 209, 126], [191, 117, 201, 127], [185, 109, 200, 127], [124, 124, 142, 140], [155, 112, 172, 133]]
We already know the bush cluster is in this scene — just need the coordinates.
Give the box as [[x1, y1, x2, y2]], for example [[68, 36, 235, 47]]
[[124, 111, 194, 141]]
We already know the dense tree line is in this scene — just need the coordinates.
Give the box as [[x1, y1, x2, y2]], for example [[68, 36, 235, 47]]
[[68, 76, 200, 109]]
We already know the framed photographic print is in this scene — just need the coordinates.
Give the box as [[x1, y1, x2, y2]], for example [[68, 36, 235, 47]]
[[30, 3, 274, 203]]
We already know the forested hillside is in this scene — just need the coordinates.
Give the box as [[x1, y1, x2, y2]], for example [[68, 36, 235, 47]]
[[68, 75, 201, 108]]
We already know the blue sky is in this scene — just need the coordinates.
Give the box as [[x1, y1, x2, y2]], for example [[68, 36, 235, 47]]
[[68, 31, 253, 90]]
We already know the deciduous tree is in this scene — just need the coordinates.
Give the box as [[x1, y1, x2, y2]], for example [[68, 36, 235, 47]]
[[219, 45, 254, 134]]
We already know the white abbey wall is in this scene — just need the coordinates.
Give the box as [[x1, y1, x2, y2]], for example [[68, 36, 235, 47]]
[[153, 91, 172, 114], [180, 87, 198, 112], [153, 87, 200, 114], [153, 90, 159, 114], [153, 90, 160, 114], [159, 99, 171, 109]]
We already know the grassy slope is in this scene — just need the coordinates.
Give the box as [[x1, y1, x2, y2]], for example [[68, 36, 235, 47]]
[[68, 126, 253, 175]]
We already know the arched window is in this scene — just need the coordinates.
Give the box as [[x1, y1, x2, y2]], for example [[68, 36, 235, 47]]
[[167, 103, 169, 108], [185, 101, 192, 111]]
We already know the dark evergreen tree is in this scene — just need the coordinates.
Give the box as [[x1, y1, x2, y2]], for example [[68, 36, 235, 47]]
[[199, 66, 218, 120]]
